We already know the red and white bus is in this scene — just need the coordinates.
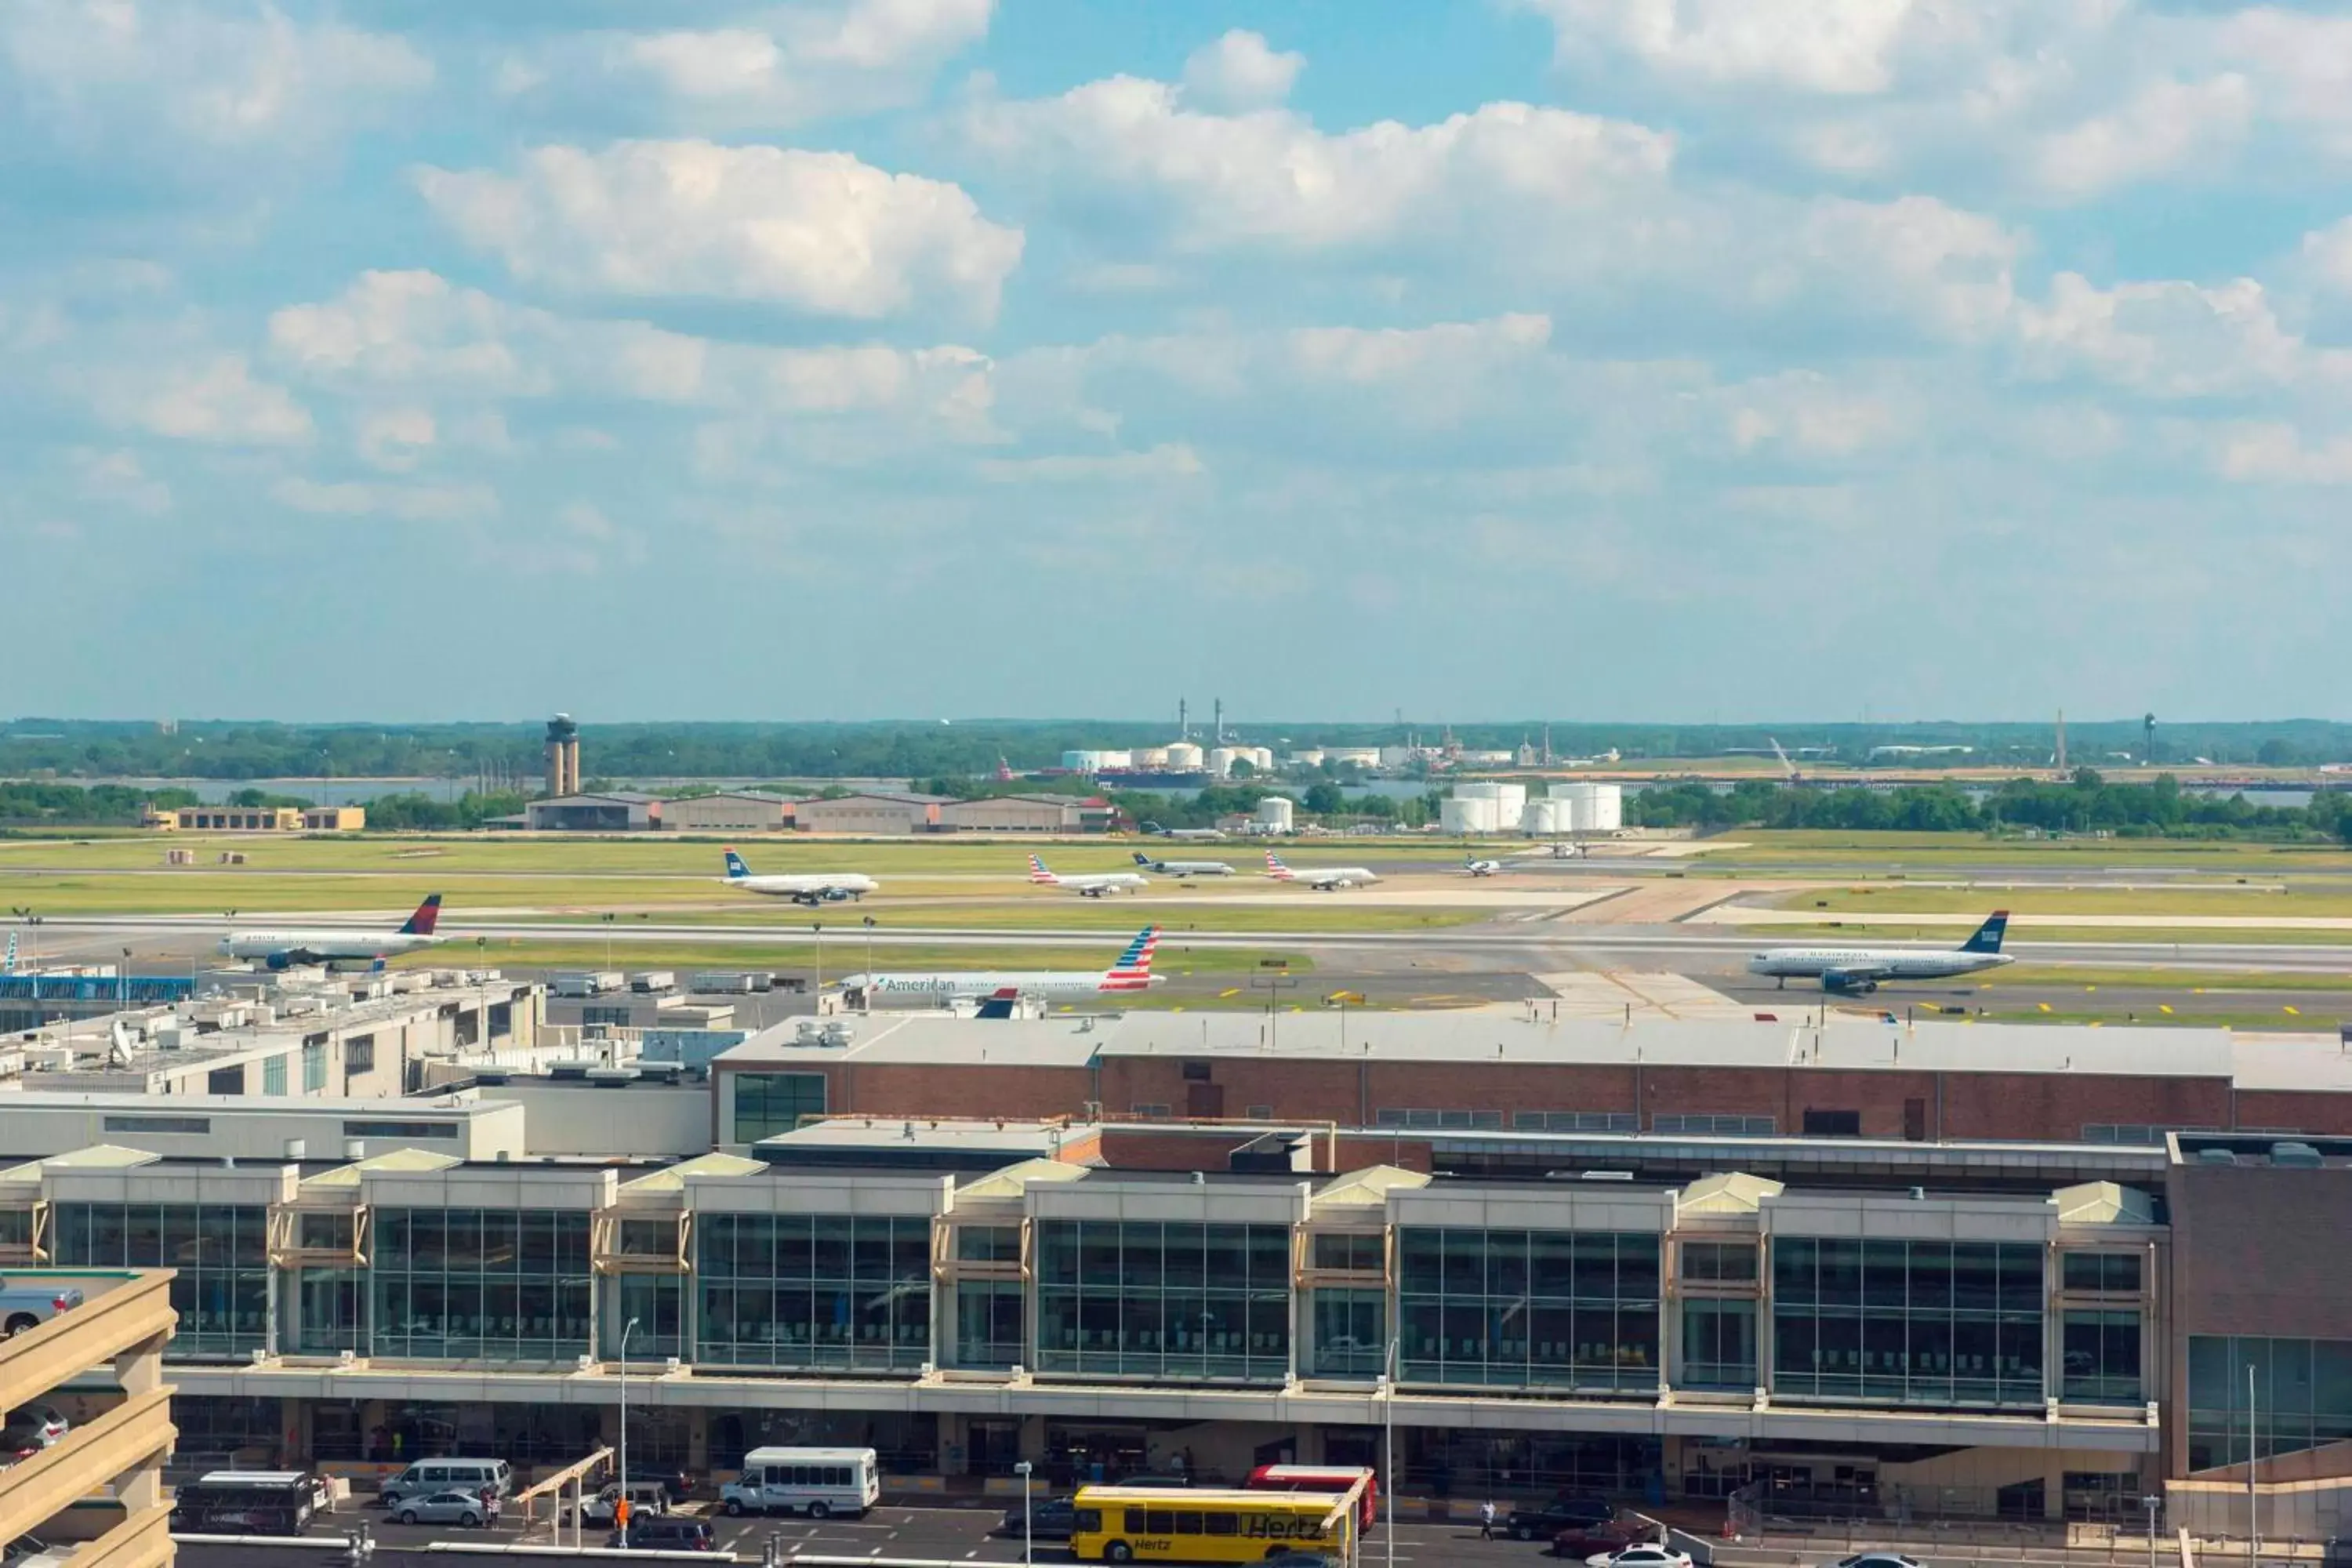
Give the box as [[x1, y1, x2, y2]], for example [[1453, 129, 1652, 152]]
[[1245, 1465, 1378, 1531]]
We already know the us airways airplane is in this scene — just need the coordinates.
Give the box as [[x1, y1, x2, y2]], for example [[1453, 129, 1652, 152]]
[[219, 895, 445, 969], [1142, 822, 1227, 841], [1028, 855, 1149, 897], [722, 848, 879, 906], [1746, 912, 2013, 994], [1132, 851, 1236, 877], [840, 925, 1164, 1002], [1265, 850, 1380, 890]]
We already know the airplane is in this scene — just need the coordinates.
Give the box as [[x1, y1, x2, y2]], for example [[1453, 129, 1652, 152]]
[[1142, 821, 1227, 841], [219, 895, 445, 970], [722, 848, 879, 906], [1746, 911, 2013, 994], [1264, 850, 1380, 890], [1028, 854, 1149, 897], [1133, 851, 1236, 877], [840, 925, 1165, 1002], [1462, 853, 1501, 877]]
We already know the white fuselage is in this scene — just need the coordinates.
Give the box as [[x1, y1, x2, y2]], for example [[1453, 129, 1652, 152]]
[[727, 873, 880, 900], [220, 930, 441, 962], [840, 970, 1161, 1000], [1162, 829, 1226, 841], [1150, 860, 1234, 877], [1046, 873, 1149, 897], [1465, 861, 1500, 876], [1746, 946, 2013, 981], [1289, 868, 1377, 889]]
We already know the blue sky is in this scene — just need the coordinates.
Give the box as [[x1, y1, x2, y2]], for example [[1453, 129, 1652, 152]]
[[5, 0, 2351, 724]]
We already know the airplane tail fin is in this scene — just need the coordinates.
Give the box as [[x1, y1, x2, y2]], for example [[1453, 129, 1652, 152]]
[[724, 848, 753, 880], [1959, 910, 2009, 954], [1265, 850, 1294, 880], [1099, 925, 1160, 990], [1132, 852, 1154, 867], [399, 894, 444, 936], [975, 987, 1022, 1020], [1027, 853, 1059, 884]]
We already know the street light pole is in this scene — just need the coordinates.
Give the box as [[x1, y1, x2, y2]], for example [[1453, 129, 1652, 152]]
[[2143, 1494, 2161, 1568], [619, 1316, 640, 1523], [1014, 1460, 1033, 1566], [1384, 1335, 1397, 1568]]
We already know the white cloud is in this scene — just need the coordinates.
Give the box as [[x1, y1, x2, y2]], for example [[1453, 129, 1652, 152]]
[[2212, 8, 2352, 158], [1519, 0, 1918, 94], [612, 0, 991, 125], [2032, 74, 2252, 199], [1181, 30, 1303, 111], [71, 448, 171, 514], [978, 443, 1203, 483], [2217, 424, 2352, 485], [120, 355, 311, 445], [271, 476, 497, 521], [357, 408, 437, 473], [2, 0, 429, 157], [1724, 371, 1904, 458], [2299, 218, 2352, 296], [2013, 274, 2336, 399], [416, 140, 1024, 321]]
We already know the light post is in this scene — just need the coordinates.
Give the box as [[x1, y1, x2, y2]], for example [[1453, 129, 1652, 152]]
[[1013, 1460, 1033, 1566], [1382, 1336, 1397, 1568], [619, 1316, 640, 1526], [813, 922, 823, 1001], [2143, 1494, 2162, 1568]]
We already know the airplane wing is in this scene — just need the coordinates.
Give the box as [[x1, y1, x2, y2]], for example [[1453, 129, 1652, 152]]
[[1820, 964, 1893, 993]]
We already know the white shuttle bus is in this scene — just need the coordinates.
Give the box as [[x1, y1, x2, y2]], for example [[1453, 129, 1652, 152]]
[[720, 1446, 880, 1519]]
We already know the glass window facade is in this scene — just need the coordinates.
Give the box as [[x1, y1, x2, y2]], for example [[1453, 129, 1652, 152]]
[[1312, 1233, 1384, 1272], [1311, 1287, 1386, 1376], [1772, 1238, 2044, 1406], [954, 1279, 1025, 1368], [54, 1202, 268, 1359], [608, 1275, 686, 1359], [1397, 1227, 1661, 1391], [1682, 1299, 1757, 1389], [303, 1040, 328, 1092], [2062, 1253, 2143, 1294], [263, 1054, 288, 1095], [956, 1225, 1021, 1264], [371, 1207, 593, 1362], [2187, 1336, 2352, 1469], [1035, 1221, 1291, 1381], [292, 1266, 367, 1353], [696, 1213, 931, 1371], [2060, 1308, 2142, 1403], [1682, 1243, 1758, 1283], [731, 1073, 826, 1142]]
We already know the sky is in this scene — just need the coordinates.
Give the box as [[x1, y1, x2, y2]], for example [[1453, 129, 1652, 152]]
[[5, 0, 2352, 724]]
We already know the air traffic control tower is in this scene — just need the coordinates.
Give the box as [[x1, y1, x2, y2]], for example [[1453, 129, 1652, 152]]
[[544, 713, 580, 797]]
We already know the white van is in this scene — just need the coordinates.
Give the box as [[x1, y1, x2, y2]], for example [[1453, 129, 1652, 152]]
[[379, 1458, 513, 1506], [720, 1446, 880, 1519]]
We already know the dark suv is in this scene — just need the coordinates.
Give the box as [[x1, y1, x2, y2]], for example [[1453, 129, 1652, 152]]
[[609, 1518, 716, 1552], [1507, 1494, 1617, 1542]]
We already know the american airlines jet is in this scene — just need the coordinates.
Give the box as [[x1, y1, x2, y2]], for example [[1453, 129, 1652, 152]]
[[721, 848, 879, 906], [219, 895, 445, 969], [1265, 850, 1379, 890], [840, 926, 1164, 1001], [1746, 912, 2013, 994], [1028, 855, 1149, 897]]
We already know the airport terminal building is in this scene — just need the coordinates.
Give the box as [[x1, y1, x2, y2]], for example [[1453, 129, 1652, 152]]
[[8, 1000, 2352, 1527]]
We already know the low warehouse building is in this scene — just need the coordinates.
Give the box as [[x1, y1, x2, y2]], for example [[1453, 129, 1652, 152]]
[[659, 791, 796, 833], [524, 792, 660, 831], [938, 794, 1084, 833], [790, 791, 946, 835]]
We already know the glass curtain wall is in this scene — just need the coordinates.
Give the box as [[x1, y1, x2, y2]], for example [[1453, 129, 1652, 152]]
[[1397, 1228, 1661, 1391], [1772, 1238, 2044, 1406], [371, 1207, 593, 1362], [293, 1268, 368, 1353], [954, 1281, 1025, 1368], [1681, 1300, 1758, 1389], [2060, 1309, 2142, 1403], [606, 1276, 686, 1359], [695, 1212, 931, 1371], [1034, 1221, 1291, 1381], [2187, 1336, 2352, 1469], [1311, 1287, 1387, 1376], [53, 1202, 269, 1358], [731, 1073, 827, 1143]]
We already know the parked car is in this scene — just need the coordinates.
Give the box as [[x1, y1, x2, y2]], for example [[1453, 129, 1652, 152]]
[[391, 1490, 499, 1528], [1508, 1495, 1617, 1541], [1584, 1545, 1693, 1568], [572, 1482, 671, 1527], [998, 1496, 1077, 1538], [608, 1517, 716, 1552], [1554, 1524, 1645, 1559], [0, 1281, 82, 1340], [650, 1468, 695, 1504], [379, 1458, 512, 1506], [1825, 1553, 1923, 1568], [0, 1406, 67, 1451]]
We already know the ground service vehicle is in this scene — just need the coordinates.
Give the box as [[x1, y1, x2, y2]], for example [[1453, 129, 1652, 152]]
[[379, 1458, 512, 1504], [1246, 1465, 1378, 1531], [573, 1481, 671, 1526], [1071, 1485, 1359, 1563], [169, 1472, 321, 1535], [719, 1446, 879, 1518]]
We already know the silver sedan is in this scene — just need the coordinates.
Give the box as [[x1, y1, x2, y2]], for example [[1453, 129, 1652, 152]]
[[392, 1490, 499, 1528]]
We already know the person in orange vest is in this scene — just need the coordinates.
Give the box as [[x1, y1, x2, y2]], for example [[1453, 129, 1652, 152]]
[[614, 1495, 632, 1535]]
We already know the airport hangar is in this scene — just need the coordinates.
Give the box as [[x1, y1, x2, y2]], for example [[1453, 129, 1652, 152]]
[[13, 1004, 2352, 1526]]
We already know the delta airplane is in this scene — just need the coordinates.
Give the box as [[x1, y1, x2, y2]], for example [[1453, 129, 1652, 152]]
[[722, 848, 879, 906], [1142, 822, 1227, 842], [1462, 854, 1501, 877], [840, 926, 1164, 1002], [1028, 855, 1149, 897], [1265, 850, 1380, 890], [1132, 851, 1236, 877], [220, 895, 445, 970], [1746, 912, 2013, 994]]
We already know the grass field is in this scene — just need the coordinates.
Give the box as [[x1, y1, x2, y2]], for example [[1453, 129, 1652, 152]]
[[1762, 886, 2352, 916], [1724, 919, 2352, 946], [402, 938, 1312, 975], [1696, 829, 2352, 873], [1991, 965, 2352, 992]]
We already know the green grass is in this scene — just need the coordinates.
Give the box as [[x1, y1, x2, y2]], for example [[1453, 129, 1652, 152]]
[[1992, 966, 2352, 992], [407, 938, 1310, 975], [524, 901, 1488, 935], [1695, 829, 2352, 872], [1728, 918, 2352, 946], [1763, 887, 2352, 916]]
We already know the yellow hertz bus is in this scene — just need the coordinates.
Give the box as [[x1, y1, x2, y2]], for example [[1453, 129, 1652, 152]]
[[1071, 1484, 1360, 1563]]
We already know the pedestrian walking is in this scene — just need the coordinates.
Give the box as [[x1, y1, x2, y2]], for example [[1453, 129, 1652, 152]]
[[1479, 1499, 1497, 1540]]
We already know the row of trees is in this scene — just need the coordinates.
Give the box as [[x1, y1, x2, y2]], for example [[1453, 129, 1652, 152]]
[[1629, 771, 2352, 842]]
